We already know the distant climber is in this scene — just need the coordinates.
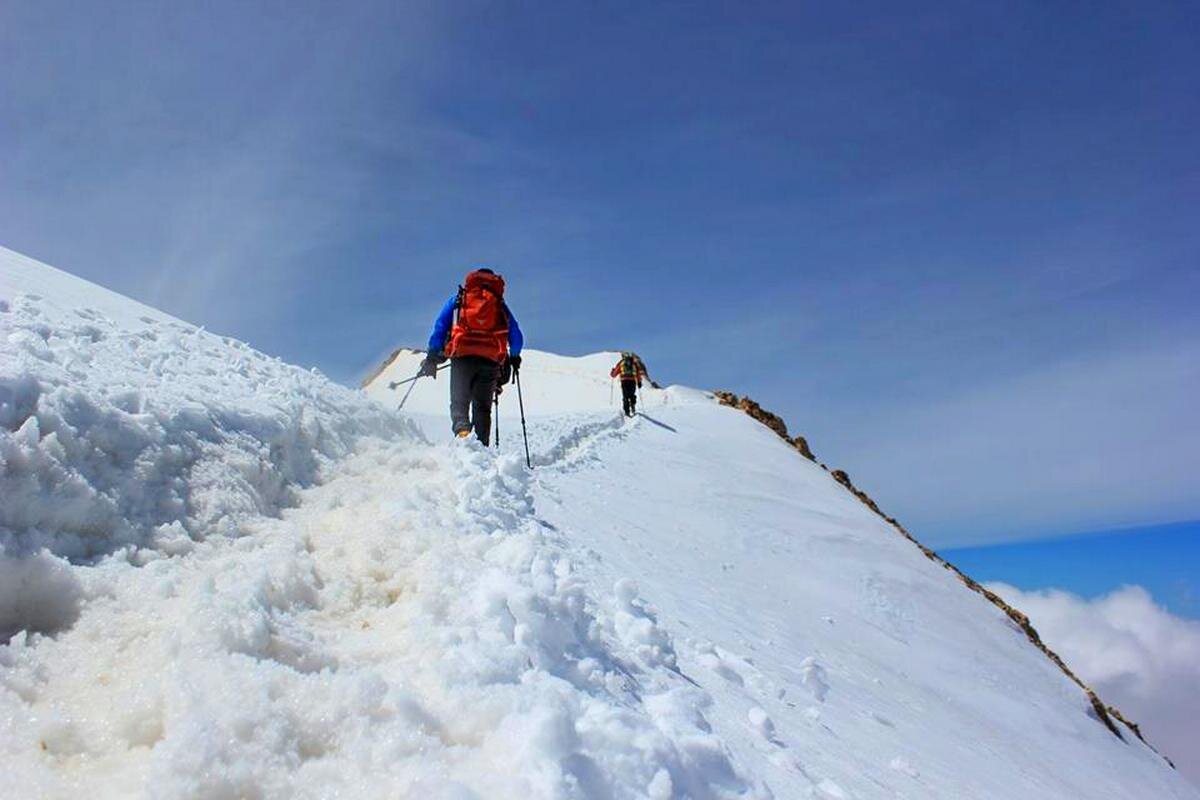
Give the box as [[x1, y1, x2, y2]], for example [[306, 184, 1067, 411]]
[[420, 268, 523, 444], [610, 352, 647, 417]]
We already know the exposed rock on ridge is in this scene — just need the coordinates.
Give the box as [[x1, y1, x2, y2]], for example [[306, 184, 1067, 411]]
[[713, 391, 815, 461], [712, 390, 1171, 764]]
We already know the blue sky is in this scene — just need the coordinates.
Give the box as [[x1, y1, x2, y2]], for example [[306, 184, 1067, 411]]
[[2, 1, 1198, 550], [944, 519, 1200, 618]]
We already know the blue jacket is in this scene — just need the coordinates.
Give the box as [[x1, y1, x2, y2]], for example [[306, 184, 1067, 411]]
[[427, 294, 523, 357]]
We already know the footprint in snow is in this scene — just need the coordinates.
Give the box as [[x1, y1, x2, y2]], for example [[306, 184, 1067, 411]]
[[696, 650, 744, 686], [800, 656, 829, 702], [693, 640, 765, 692], [814, 778, 850, 799], [696, 647, 739, 686], [889, 756, 920, 778], [769, 749, 802, 771], [747, 705, 785, 747]]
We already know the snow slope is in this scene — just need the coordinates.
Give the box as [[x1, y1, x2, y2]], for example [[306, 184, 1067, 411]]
[[368, 347, 1199, 798], [2, 247, 1196, 799], [0, 246, 181, 330]]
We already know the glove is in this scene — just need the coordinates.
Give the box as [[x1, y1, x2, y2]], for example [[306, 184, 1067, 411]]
[[418, 356, 440, 378], [428, 350, 448, 365], [508, 354, 522, 373], [498, 360, 513, 387]]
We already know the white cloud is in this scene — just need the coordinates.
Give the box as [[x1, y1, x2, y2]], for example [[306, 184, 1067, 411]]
[[987, 583, 1200, 786]]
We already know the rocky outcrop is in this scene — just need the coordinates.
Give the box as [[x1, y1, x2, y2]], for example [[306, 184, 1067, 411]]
[[713, 391, 815, 462], [713, 391, 1168, 760]]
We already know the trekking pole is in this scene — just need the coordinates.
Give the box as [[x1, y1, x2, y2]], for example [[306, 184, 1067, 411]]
[[493, 386, 501, 449], [515, 368, 532, 469], [397, 374, 420, 410], [388, 363, 449, 390], [389, 362, 450, 411]]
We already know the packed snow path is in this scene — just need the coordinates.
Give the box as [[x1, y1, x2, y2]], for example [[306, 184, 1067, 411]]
[[2, 435, 753, 797], [3, 247, 1197, 799]]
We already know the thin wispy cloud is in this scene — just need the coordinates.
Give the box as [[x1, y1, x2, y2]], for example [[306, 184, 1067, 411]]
[[825, 338, 1200, 544], [2, 1, 458, 337]]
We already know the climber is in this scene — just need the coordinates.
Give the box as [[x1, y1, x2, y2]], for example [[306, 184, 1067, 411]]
[[610, 352, 647, 417], [420, 268, 523, 444]]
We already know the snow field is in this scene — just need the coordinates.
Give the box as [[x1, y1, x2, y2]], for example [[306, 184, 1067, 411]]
[[1, 438, 756, 798], [1, 259, 758, 798], [532, 401, 1200, 799], [4, 248, 1198, 799]]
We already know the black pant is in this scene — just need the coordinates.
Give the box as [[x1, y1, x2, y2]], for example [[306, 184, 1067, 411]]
[[450, 356, 500, 444], [620, 380, 638, 416]]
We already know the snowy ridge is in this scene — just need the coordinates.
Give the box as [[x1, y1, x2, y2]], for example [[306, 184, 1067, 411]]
[[713, 391, 1154, 749], [2, 249, 1197, 798], [1, 253, 758, 798]]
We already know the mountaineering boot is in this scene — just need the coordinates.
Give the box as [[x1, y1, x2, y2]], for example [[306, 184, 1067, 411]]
[[456, 428, 472, 439]]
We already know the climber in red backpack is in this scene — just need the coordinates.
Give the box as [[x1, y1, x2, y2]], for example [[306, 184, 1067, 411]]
[[420, 268, 523, 444], [610, 352, 647, 417]]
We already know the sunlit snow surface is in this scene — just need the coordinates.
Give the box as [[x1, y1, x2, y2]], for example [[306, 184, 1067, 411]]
[[2, 245, 1196, 799]]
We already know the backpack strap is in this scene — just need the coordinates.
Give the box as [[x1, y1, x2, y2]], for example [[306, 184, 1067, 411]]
[[453, 285, 465, 325]]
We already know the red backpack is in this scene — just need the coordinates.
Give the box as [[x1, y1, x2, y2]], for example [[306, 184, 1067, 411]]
[[446, 270, 509, 363]]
